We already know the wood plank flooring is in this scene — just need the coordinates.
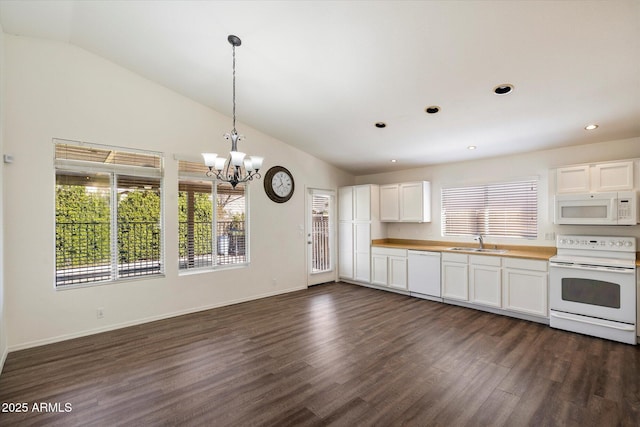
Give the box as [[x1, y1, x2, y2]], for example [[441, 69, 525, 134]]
[[1, 282, 639, 426]]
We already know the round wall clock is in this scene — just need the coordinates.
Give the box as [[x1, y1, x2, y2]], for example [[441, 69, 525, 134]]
[[264, 166, 295, 203]]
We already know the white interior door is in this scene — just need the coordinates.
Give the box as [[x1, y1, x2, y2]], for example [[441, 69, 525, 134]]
[[306, 188, 336, 286]]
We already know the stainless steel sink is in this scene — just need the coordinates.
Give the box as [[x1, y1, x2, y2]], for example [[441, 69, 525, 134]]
[[447, 247, 508, 254]]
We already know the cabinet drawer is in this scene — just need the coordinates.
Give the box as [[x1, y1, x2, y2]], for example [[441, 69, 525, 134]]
[[442, 252, 468, 263], [503, 257, 547, 272], [469, 255, 501, 267], [371, 247, 407, 257]]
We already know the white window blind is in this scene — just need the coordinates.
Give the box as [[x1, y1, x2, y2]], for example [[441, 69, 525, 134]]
[[441, 179, 538, 239]]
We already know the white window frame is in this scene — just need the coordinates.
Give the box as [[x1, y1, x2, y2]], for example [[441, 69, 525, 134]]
[[178, 160, 250, 274], [54, 139, 165, 288]]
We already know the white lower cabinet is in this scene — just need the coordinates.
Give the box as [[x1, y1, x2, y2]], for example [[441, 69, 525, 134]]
[[371, 247, 408, 290], [441, 253, 468, 300], [353, 223, 372, 282], [502, 258, 548, 317], [371, 253, 388, 286], [338, 222, 354, 279], [469, 255, 502, 308], [338, 222, 372, 282], [442, 253, 549, 320], [388, 256, 408, 290]]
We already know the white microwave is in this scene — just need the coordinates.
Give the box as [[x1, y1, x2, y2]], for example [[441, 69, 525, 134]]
[[554, 191, 638, 225]]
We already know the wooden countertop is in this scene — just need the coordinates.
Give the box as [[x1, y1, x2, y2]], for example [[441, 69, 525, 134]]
[[372, 239, 556, 261]]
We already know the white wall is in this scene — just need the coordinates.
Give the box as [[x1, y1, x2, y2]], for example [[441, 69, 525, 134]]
[[3, 35, 353, 350], [0, 23, 7, 371], [356, 138, 640, 246]]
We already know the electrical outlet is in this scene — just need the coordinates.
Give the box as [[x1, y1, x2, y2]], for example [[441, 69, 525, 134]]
[[96, 308, 104, 319]]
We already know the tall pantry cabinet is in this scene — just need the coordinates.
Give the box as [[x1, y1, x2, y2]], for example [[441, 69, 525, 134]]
[[338, 185, 384, 283]]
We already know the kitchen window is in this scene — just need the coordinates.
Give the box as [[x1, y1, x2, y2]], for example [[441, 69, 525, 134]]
[[178, 160, 248, 271], [441, 179, 538, 239], [54, 139, 164, 287]]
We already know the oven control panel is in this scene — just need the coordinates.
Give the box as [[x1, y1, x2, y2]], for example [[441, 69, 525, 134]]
[[556, 235, 636, 252]]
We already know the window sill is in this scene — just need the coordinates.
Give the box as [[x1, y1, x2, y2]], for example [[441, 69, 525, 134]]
[[55, 273, 166, 291], [178, 263, 249, 276]]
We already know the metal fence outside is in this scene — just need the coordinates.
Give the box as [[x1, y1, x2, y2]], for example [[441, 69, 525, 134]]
[[56, 221, 162, 286], [178, 220, 246, 269], [311, 216, 330, 273]]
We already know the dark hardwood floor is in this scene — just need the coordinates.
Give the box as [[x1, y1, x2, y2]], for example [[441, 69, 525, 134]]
[[1, 282, 639, 426]]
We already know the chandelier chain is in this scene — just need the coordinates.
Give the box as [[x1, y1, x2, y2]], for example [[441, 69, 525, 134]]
[[232, 42, 236, 133]]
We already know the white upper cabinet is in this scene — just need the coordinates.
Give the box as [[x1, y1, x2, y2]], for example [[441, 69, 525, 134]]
[[338, 186, 354, 221], [556, 161, 634, 193], [592, 161, 634, 192], [380, 181, 431, 223], [400, 182, 431, 222], [556, 165, 590, 193], [379, 185, 400, 221], [354, 185, 372, 221], [339, 184, 375, 221]]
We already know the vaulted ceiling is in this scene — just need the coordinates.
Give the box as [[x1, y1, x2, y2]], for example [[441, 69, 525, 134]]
[[1, 1, 639, 174]]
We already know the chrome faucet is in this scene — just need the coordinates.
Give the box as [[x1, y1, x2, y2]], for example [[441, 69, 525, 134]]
[[475, 234, 484, 249]]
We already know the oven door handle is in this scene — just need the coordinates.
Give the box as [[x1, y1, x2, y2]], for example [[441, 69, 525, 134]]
[[549, 262, 635, 274], [550, 312, 636, 331]]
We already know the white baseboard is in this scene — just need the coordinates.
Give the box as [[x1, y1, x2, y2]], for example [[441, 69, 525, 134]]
[[8, 285, 307, 352]]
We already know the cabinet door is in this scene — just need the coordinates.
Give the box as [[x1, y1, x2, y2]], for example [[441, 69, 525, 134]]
[[380, 185, 400, 221], [592, 161, 634, 192], [388, 256, 408, 290], [354, 185, 371, 222], [400, 182, 426, 222], [371, 255, 388, 286], [338, 186, 353, 221], [503, 268, 548, 317], [469, 264, 501, 308], [556, 166, 590, 193], [442, 261, 468, 301], [353, 223, 371, 282], [338, 222, 353, 279]]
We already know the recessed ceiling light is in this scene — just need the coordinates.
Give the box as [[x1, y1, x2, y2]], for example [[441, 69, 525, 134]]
[[493, 84, 514, 95], [390, 159, 397, 163], [584, 124, 599, 130], [375, 122, 387, 128], [425, 106, 440, 114], [467, 145, 477, 150]]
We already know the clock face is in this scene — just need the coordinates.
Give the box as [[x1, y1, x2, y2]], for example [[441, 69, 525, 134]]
[[264, 166, 295, 203], [272, 171, 293, 197]]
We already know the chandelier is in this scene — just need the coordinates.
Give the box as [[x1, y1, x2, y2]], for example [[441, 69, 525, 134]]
[[202, 35, 263, 188]]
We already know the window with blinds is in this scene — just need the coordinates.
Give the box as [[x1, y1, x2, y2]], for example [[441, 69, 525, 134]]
[[178, 160, 248, 271], [441, 179, 538, 239], [54, 139, 163, 287]]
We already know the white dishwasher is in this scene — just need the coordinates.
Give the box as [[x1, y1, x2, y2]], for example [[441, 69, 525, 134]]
[[407, 250, 442, 301]]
